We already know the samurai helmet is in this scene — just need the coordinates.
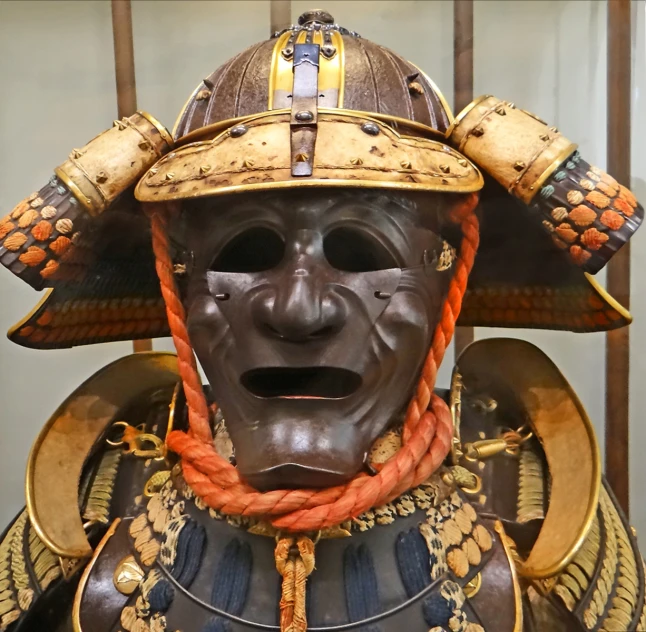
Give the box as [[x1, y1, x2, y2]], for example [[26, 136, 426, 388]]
[[1, 9, 642, 349]]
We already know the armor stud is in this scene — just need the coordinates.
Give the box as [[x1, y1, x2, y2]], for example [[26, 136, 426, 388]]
[[350, 157, 363, 166], [230, 125, 248, 138], [242, 159, 255, 169], [199, 165, 211, 175], [295, 110, 314, 122], [400, 160, 412, 169], [408, 81, 425, 95], [95, 171, 109, 184], [440, 164, 451, 174], [360, 122, 380, 136], [471, 126, 485, 137], [514, 161, 526, 172], [113, 555, 144, 595]]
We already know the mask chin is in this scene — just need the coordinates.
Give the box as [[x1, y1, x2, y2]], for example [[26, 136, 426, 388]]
[[231, 415, 369, 490]]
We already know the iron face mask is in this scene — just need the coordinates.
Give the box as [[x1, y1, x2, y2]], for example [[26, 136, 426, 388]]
[[182, 189, 457, 490]]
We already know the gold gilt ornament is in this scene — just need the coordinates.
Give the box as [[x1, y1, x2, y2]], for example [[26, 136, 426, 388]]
[[113, 555, 144, 595]]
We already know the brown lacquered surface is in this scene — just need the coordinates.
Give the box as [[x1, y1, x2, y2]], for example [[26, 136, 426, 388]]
[[605, 0, 632, 516], [173, 30, 452, 141]]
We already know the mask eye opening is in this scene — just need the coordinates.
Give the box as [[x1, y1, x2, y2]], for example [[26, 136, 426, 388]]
[[210, 227, 285, 273], [323, 227, 399, 272]]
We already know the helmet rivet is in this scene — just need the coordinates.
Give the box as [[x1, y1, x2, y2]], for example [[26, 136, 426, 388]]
[[350, 157, 364, 166], [230, 125, 248, 138], [95, 171, 108, 184], [165, 172, 175, 181], [242, 159, 255, 168], [457, 158, 468, 167], [440, 164, 450, 174], [361, 122, 380, 136], [400, 160, 412, 170], [200, 165, 211, 175], [295, 110, 314, 122]]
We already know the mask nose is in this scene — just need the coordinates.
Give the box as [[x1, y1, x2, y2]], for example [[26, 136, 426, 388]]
[[252, 231, 347, 341]]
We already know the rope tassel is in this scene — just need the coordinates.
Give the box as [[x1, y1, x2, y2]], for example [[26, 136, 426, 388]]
[[275, 535, 316, 632]]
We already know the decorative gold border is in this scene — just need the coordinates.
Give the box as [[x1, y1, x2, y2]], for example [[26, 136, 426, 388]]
[[138, 110, 174, 148], [524, 142, 579, 203], [586, 272, 633, 323], [138, 173, 484, 203], [409, 62, 455, 125], [174, 107, 445, 147], [335, 31, 346, 107], [171, 83, 202, 139], [445, 94, 491, 139], [53, 167, 95, 216], [7, 288, 54, 340], [494, 521, 524, 632], [72, 518, 121, 632], [268, 31, 292, 110]]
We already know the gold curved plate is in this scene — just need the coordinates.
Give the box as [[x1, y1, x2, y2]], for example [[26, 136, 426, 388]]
[[72, 518, 121, 632], [494, 521, 524, 632], [457, 338, 601, 579], [26, 352, 179, 559]]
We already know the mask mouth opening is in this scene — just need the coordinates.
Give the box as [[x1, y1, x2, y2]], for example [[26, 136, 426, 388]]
[[240, 367, 362, 400]]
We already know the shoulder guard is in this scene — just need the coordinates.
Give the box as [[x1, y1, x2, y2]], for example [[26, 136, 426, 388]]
[[0, 112, 172, 292], [0, 352, 179, 631], [454, 337, 646, 631], [448, 96, 643, 275]]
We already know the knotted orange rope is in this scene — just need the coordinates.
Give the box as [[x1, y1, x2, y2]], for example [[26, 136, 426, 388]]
[[275, 535, 316, 632], [145, 192, 480, 533]]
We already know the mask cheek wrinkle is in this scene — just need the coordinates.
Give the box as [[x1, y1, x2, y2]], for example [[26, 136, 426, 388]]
[[186, 283, 231, 358]]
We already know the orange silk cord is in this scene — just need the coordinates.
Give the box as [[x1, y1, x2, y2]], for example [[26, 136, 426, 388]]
[[146, 192, 480, 533]]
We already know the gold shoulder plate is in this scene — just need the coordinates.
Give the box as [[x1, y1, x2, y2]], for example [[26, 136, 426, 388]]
[[26, 352, 179, 559], [457, 338, 601, 579]]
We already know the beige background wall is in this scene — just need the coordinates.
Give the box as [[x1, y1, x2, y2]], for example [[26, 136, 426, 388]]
[[0, 0, 644, 538]]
